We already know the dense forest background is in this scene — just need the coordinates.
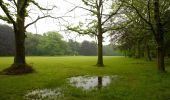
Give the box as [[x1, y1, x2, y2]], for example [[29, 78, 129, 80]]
[[0, 24, 120, 56], [1, 23, 170, 59]]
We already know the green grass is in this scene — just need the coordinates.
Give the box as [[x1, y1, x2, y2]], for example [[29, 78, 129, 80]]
[[0, 56, 170, 100]]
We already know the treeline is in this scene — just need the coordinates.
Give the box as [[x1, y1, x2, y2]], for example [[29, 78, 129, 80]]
[[0, 24, 120, 56], [114, 2, 170, 60], [116, 24, 170, 60]]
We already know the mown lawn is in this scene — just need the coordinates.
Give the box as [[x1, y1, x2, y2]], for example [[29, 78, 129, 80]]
[[0, 56, 170, 100]]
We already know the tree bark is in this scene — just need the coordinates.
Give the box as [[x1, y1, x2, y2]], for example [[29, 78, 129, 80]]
[[146, 45, 152, 61], [96, 0, 104, 66], [14, 27, 26, 66], [154, 0, 166, 72], [157, 41, 165, 72], [97, 34, 104, 66], [13, 0, 26, 66], [1, 0, 33, 74], [144, 37, 152, 61]]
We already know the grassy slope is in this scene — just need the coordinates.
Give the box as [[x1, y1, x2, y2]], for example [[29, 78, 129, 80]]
[[0, 56, 170, 100]]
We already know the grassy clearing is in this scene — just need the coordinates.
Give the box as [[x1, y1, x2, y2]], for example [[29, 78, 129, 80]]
[[0, 56, 170, 100]]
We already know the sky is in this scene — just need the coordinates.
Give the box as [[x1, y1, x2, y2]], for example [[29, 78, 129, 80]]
[[0, 0, 111, 45]]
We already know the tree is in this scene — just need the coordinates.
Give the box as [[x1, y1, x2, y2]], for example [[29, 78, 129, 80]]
[[0, 0, 54, 74], [67, 0, 123, 66], [67, 39, 80, 56], [121, 0, 170, 72], [37, 31, 69, 56], [79, 41, 97, 56]]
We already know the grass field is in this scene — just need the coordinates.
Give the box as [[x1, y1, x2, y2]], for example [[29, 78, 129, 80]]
[[0, 56, 170, 100]]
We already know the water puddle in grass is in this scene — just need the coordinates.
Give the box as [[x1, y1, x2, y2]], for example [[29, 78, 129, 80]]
[[24, 88, 64, 100], [68, 75, 118, 90]]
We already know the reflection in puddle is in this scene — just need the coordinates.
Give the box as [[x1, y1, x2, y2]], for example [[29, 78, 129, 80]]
[[25, 88, 64, 100], [68, 75, 118, 90]]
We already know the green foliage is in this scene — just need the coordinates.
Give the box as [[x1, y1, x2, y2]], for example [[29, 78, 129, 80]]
[[25, 32, 41, 55], [0, 15, 11, 23], [115, 0, 170, 59], [25, 31, 69, 56], [67, 39, 80, 56]]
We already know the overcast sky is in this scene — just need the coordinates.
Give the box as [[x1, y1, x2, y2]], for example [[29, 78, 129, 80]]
[[0, 0, 111, 45]]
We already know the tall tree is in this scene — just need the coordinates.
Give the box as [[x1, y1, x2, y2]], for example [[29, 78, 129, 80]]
[[121, 0, 170, 72], [0, 0, 54, 74], [67, 0, 123, 66]]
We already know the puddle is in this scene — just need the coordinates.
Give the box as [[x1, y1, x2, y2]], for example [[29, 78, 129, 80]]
[[68, 75, 118, 90], [24, 88, 64, 100]]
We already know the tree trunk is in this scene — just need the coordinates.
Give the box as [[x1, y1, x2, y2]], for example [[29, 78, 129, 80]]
[[96, 1, 104, 67], [157, 41, 165, 72], [144, 37, 152, 61], [135, 39, 140, 58], [146, 45, 152, 61], [13, 0, 26, 66], [97, 34, 104, 66], [154, 0, 166, 72], [13, 28, 26, 66]]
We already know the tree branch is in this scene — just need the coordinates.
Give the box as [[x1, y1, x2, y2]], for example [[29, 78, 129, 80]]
[[0, 0, 15, 25], [103, 20, 131, 33], [0, 15, 11, 23], [162, 11, 170, 26], [25, 15, 67, 28], [12, 0, 17, 7], [82, 0, 96, 8], [67, 25, 97, 36], [124, 0, 157, 38], [19, 0, 29, 13], [102, 3, 122, 25], [30, 0, 57, 10]]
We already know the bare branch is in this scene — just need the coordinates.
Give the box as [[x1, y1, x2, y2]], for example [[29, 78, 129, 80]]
[[103, 20, 132, 33], [77, 6, 97, 14], [102, 3, 122, 25], [25, 15, 69, 28]]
